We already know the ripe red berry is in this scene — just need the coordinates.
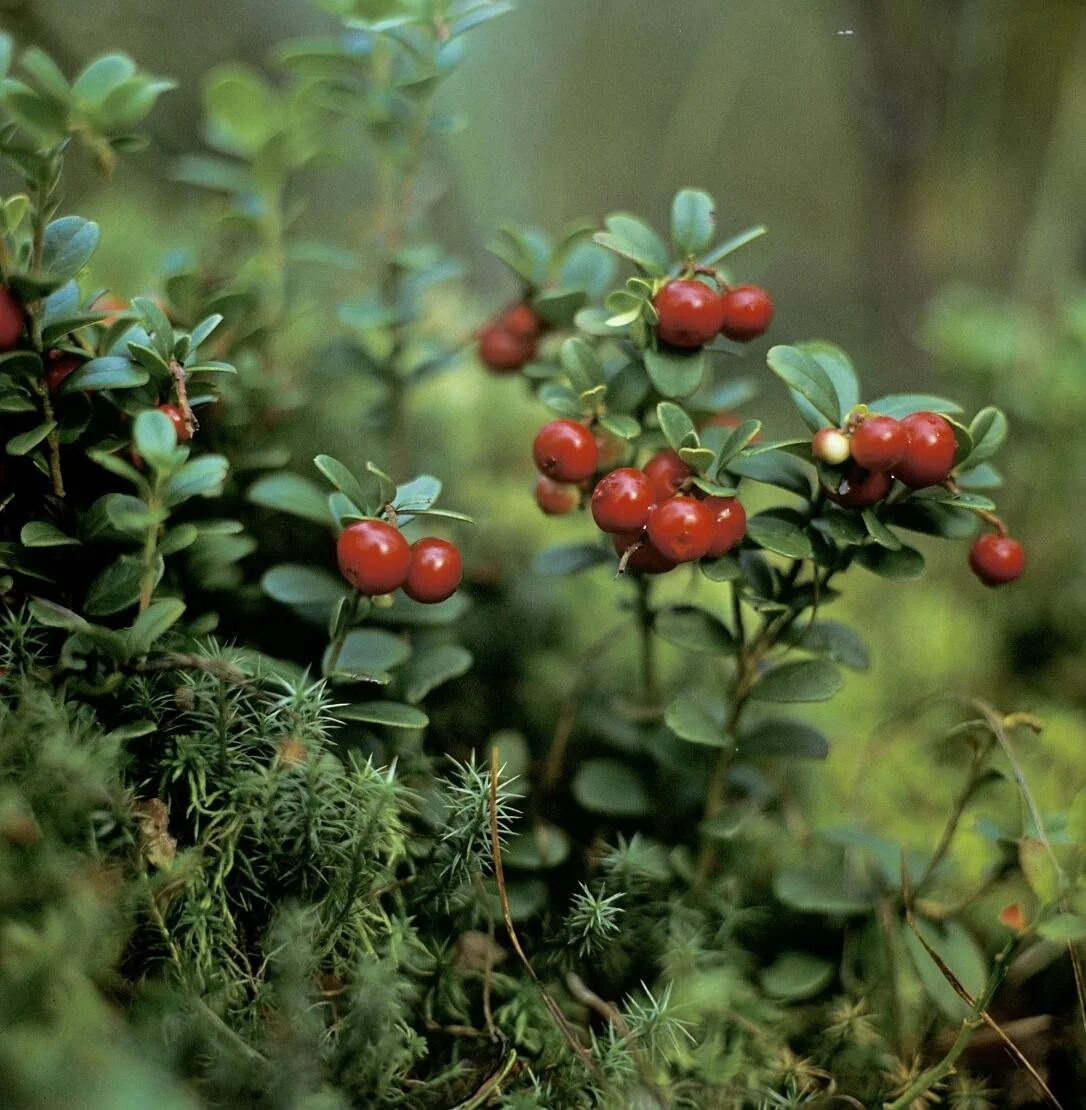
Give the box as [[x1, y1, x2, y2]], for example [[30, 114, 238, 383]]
[[0, 286, 25, 351], [653, 279, 724, 349], [851, 415, 906, 472], [702, 496, 747, 556], [533, 420, 598, 483], [336, 520, 411, 596], [535, 476, 579, 515], [700, 411, 741, 430], [643, 448, 693, 502], [43, 351, 84, 392], [499, 302, 542, 339], [591, 467, 655, 534], [593, 428, 630, 472], [646, 495, 714, 562], [894, 411, 957, 489], [812, 427, 851, 465], [969, 533, 1025, 587], [403, 537, 463, 603], [613, 531, 676, 575], [478, 323, 535, 373], [718, 284, 773, 342], [824, 465, 891, 508], [158, 403, 192, 443]]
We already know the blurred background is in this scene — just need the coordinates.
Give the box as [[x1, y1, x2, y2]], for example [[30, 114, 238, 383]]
[[3, 0, 1084, 853]]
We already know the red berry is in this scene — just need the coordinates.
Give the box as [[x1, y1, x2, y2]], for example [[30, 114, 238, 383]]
[[403, 537, 462, 603], [894, 411, 957, 489], [643, 448, 693, 501], [336, 520, 411, 596], [824, 465, 891, 508], [612, 531, 676, 575], [653, 279, 724, 349], [593, 428, 630, 471], [851, 415, 906, 472], [591, 467, 655, 534], [533, 420, 598, 483], [478, 323, 535, 373], [535, 476, 579, 515], [44, 351, 84, 392], [702, 496, 747, 556], [700, 411, 741, 430], [158, 403, 192, 443], [718, 284, 773, 342], [0, 287, 25, 351], [646, 496, 714, 562], [499, 302, 542, 339], [969, 533, 1025, 587], [812, 427, 851, 465]]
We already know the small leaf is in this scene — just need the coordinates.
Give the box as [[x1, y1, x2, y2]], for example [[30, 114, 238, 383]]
[[6, 421, 55, 455], [248, 474, 333, 527], [1037, 914, 1086, 941], [84, 554, 146, 616], [326, 628, 410, 681], [963, 406, 1008, 469], [644, 346, 705, 398], [404, 643, 473, 703], [61, 356, 147, 392], [20, 520, 79, 547], [698, 224, 767, 266], [774, 870, 871, 915], [598, 413, 640, 439], [746, 511, 813, 559], [164, 455, 228, 504], [392, 474, 441, 526], [861, 508, 902, 550], [41, 217, 100, 282], [572, 759, 651, 817], [855, 543, 925, 580], [727, 450, 811, 497], [867, 394, 963, 419], [314, 454, 372, 513], [593, 213, 670, 274], [654, 605, 735, 654], [903, 918, 987, 1021], [664, 689, 730, 747], [339, 701, 429, 730], [532, 543, 609, 576], [766, 345, 841, 426], [782, 621, 869, 670], [262, 564, 346, 607], [760, 952, 834, 1000], [656, 401, 698, 451], [670, 188, 715, 257], [740, 719, 829, 760], [127, 598, 185, 653], [751, 660, 843, 703]]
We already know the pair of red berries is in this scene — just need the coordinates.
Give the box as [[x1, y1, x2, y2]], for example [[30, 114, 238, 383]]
[[0, 287, 25, 352], [815, 410, 957, 508], [478, 302, 543, 373], [336, 519, 462, 603], [653, 279, 773, 349], [592, 449, 746, 573]]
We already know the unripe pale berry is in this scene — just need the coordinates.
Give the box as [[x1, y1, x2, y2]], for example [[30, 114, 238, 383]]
[[718, 284, 773, 341], [969, 533, 1025, 587], [591, 467, 655, 534], [403, 537, 462, 603], [535, 476, 579, 515], [643, 448, 693, 502], [336, 520, 411, 596], [851, 414, 906, 472], [812, 427, 851, 466], [653, 279, 724, 349], [646, 496, 714, 562], [702, 496, 746, 556], [532, 420, 598, 482], [893, 411, 956, 489]]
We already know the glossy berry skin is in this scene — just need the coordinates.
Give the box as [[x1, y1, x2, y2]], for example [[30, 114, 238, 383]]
[[969, 534, 1025, 587], [499, 302, 542, 339], [894, 411, 956, 489], [851, 415, 906, 472], [403, 537, 462, 603], [646, 495, 714, 562], [643, 448, 693, 502], [653, 279, 724, 349], [479, 323, 535, 373], [535, 476, 579, 516], [158, 403, 192, 443], [824, 465, 891, 508], [613, 531, 675, 575], [812, 427, 851, 466], [336, 520, 411, 596], [44, 352, 84, 392], [718, 284, 773, 342], [533, 420, 598, 483], [0, 287, 24, 351], [702, 496, 747, 556], [591, 467, 655, 533]]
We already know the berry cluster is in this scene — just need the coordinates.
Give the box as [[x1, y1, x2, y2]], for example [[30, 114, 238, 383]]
[[653, 278, 773, 350], [530, 419, 746, 575], [812, 409, 1024, 585], [477, 301, 545, 373], [336, 519, 463, 603]]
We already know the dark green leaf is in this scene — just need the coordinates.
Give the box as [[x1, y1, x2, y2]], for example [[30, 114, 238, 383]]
[[654, 605, 734, 654], [644, 346, 705, 398], [656, 401, 697, 451], [746, 511, 813, 559], [782, 621, 869, 670], [740, 719, 829, 759], [593, 213, 670, 275], [670, 188, 715, 257], [6, 421, 55, 455], [404, 643, 473, 704], [867, 394, 963, 419], [20, 520, 79, 547], [248, 474, 333, 527], [727, 450, 811, 497], [262, 564, 346, 606], [963, 406, 1008, 469], [532, 543, 609, 576], [760, 952, 834, 1000], [750, 659, 843, 703], [572, 759, 651, 817], [339, 701, 429, 729], [855, 543, 925, 579], [664, 689, 730, 747], [126, 597, 184, 653], [766, 345, 841, 426], [861, 508, 902, 550], [41, 217, 100, 281], [774, 870, 872, 915], [84, 554, 147, 615], [60, 356, 147, 393]]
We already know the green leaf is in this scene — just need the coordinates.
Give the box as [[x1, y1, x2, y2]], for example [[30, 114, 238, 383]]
[[759, 952, 834, 1000], [572, 759, 651, 817], [6, 421, 55, 455], [855, 543, 925, 580], [84, 554, 146, 616], [746, 511, 813, 559], [727, 451, 811, 497], [700, 552, 743, 581], [262, 564, 346, 607], [504, 822, 572, 870], [593, 213, 670, 275], [795, 340, 860, 416], [740, 719, 829, 760], [774, 870, 872, 915], [867, 394, 963, 419], [963, 406, 1008, 469], [559, 336, 603, 391], [903, 918, 987, 1022], [664, 689, 730, 747], [163, 455, 228, 503], [1037, 914, 1086, 942], [1019, 838, 1061, 905], [782, 621, 869, 670], [60, 356, 147, 392], [861, 508, 902, 550], [670, 188, 715, 257], [339, 701, 429, 730], [28, 597, 90, 632], [656, 401, 698, 451], [404, 643, 473, 704], [133, 409, 176, 468], [41, 217, 100, 282], [314, 454, 372, 513], [392, 474, 441, 526], [715, 420, 762, 466], [204, 63, 277, 156], [698, 224, 767, 266], [654, 605, 735, 654], [326, 628, 411, 682], [643, 346, 705, 398], [750, 660, 843, 703], [532, 543, 609, 576], [248, 474, 333, 527], [598, 413, 640, 439], [20, 520, 79, 547], [127, 597, 184, 653], [766, 345, 841, 427], [72, 54, 135, 106]]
